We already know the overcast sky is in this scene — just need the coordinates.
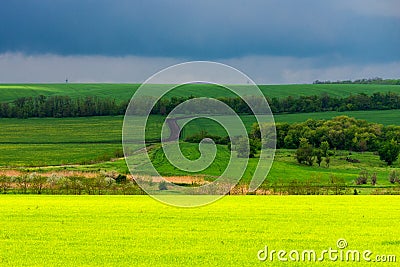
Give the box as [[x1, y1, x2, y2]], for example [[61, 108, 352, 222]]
[[0, 0, 399, 84]]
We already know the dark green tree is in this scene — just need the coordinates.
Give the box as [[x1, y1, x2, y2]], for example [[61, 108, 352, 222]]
[[378, 139, 400, 165], [295, 138, 314, 166]]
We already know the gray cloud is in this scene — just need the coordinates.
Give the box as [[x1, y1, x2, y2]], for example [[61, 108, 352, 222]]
[[1, 53, 399, 84], [0, 0, 399, 63], [335, 0, 400, 18], [0, 53, 183, 83]]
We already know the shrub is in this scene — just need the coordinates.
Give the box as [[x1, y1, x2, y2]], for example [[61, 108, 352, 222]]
[[325, 156, 330, 167], [389, 170, 400, 184], [158, 180, 168, 190], [315, 149, 323, 166], [116, 174, 127, 184], [0, 175, 11, 194], [356, 171, 369, 185], [29, 173, 47, 194], [371, 173, 377, 186]]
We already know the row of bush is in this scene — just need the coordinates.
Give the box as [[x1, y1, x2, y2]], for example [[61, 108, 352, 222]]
[[0, 172, 144, 195], [2, 171, 400, 195]]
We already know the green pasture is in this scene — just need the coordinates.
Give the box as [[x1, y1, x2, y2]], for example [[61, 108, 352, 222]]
[[0, 195, 399, 266], [0, 116, 123, 144], [0, 143, 122, 167], [1, 83, 400, 103], [149, 143, 398, 191]]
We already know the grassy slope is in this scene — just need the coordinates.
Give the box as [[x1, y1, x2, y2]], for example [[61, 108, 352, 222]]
[[1, 83, 400, 102], [149, 143, 398, 190], [0, 195, 399, 266]]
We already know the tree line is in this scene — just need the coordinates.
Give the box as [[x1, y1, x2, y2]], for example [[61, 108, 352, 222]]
[[141, 92, 400, 115], [313, 77, 400, 85], [183, 116, 400, 166], [3, 91, 400, 118], [0, 95, 128, 118], [251, 116, 400, 165]]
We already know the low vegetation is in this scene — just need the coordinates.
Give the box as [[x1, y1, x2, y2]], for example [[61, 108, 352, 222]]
[[0, 172, 143, 195]]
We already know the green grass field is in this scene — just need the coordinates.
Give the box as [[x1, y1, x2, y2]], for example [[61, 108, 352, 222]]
[[1, 83, 400, 102], [0, 195, 398, 266], [0, 116, 124, 167], [0, 116, 166, 167], [149, 143, 398, 191]]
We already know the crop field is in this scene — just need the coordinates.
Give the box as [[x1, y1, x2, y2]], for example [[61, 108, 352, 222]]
[[0, 195, 399, 266], [0, 143, 122, 167], [1, 83, 400, 102], [0, 84, 137, 103], [0, 116, 164, 167]]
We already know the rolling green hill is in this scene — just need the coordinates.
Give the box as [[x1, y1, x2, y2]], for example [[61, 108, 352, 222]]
[[1, 83, 400, 103]]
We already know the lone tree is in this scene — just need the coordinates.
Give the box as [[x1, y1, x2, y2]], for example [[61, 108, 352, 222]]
[[378, 139, 400, 166], [295, 138, 314, 166], [236, 136, 259, 158]]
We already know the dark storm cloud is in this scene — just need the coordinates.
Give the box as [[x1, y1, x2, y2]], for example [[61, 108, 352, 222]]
[[0, 0, 399, 62]]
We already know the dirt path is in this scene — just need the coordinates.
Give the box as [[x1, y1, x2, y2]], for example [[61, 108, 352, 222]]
[[163, 118, 180, 141], [162, 116, 195, 142]]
